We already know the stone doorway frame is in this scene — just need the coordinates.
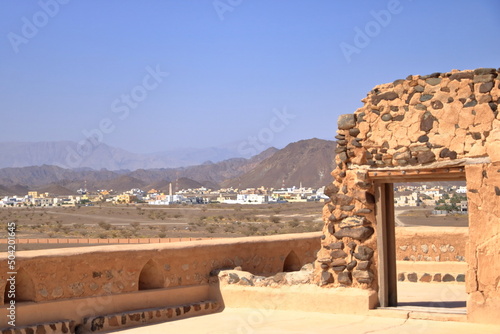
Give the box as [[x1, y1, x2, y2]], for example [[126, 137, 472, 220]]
[[371, 167, 466, 308]]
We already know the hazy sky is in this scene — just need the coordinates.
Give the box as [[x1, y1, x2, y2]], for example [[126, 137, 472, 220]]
[[1, 0, 499, 154]]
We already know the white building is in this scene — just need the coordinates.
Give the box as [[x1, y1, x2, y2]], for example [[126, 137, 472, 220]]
[[0, 196, 25, 207], [224, 194, 269, 204], [395, 193, 420, 207], [422, 189, 441, 196], [148, 194, 186, 205]]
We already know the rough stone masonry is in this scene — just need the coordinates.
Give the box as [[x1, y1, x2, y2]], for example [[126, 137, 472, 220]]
[[316, 68, 500, 323]]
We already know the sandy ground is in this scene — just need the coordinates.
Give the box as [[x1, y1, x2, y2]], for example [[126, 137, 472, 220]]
[[396, 208, 468, 227], [0, 202, 325, 242], [397, 282, 466, 310], [102, 283, 476, 334], [104, 308, 498, 334]]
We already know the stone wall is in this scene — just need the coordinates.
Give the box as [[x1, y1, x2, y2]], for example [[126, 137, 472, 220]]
[[395, 227, 467, 262], [0, 232, 320, 329], [464, 163, 500, 323], [397, 261, 467, 284], [80, 300, 219, 333], [339, 68, 499, 168], [317, 68, 500, 323]]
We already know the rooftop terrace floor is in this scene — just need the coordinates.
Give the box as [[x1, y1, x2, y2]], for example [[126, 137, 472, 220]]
[[105, 307, 500, 334], [102, 283, 500, 334]]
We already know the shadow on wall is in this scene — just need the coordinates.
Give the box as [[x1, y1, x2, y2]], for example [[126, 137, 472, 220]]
[[283, 250, 302, 272], [3, 268, 36, 303], [139, 259, 165, 290]]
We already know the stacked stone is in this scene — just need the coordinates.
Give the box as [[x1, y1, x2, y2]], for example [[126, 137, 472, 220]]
[[0, 321, 75, 334], [347, 68, 500, 167], [80, 300, 219, 333], [398, 272, 465, 283], [316, 160, 378, 288], [316, 68, 500, 290]]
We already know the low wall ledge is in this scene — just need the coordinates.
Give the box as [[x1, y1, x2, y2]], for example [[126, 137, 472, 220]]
[[2, 232, 322, 260]]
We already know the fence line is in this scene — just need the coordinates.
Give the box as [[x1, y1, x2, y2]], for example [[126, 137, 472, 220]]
[[0, 237, 214, 244]]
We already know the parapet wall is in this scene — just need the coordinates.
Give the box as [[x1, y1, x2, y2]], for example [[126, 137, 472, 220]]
[[317, 68, 500, 324], [0, 232, 320, 329]]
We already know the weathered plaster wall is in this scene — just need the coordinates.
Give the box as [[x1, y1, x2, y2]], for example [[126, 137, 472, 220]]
[[0, 233, 319, 304], [465, 163, 500, 323], [0, 233, 320, 328], [317, 68, 499, 323], [396, 227, 467, 262]]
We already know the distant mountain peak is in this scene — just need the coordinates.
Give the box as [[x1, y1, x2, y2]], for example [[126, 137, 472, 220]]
[[0, 139, 335, 195], [222, 138, 336, 189], [0, 141, 271, 170]]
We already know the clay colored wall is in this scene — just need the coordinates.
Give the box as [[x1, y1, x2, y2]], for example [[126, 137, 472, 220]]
[[0, 232, 320, 328], [464, 163, 500, 323], [318, 68, 499, 324], [395, 227, 467, 262]]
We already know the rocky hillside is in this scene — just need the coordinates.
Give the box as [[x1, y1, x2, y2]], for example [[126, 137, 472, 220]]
[[0, 139, 336, 195], [0, 147, 279, 195], [222, 138, 336, 189]]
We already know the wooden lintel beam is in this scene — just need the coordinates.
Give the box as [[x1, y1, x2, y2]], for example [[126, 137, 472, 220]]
[[367, 167, 466, 182]]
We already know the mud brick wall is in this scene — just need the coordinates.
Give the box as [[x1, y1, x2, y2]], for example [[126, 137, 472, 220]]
[[0, 233, 320, 304]]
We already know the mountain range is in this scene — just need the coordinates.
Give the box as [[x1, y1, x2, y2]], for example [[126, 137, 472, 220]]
[[0, 141, 248, 170], [0, 138, 337, 196]]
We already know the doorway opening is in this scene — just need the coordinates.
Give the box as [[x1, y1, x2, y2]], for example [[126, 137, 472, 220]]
[[373, 168, 468, 314]]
